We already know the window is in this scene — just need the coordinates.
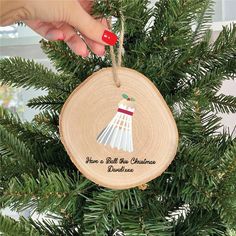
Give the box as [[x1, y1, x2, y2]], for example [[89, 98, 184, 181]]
[[213, 0, 236, 22]]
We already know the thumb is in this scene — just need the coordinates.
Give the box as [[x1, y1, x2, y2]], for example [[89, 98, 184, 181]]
[[67, 1, 118, 46]]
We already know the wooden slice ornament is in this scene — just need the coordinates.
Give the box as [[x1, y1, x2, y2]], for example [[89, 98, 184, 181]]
[[59, 67, 179, 189], [59, 16, 178, 189]]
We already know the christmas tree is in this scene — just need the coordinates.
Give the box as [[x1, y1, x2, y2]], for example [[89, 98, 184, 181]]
[[0, 0, 236, 235]]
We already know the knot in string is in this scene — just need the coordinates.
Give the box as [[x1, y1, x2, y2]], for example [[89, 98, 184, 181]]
[[108, 14, 125, 88]]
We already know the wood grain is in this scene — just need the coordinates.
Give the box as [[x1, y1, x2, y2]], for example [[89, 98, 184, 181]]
[[59, 67, 179, 189]]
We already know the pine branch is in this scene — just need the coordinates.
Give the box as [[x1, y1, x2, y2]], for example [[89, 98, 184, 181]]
[[28, 217, 82, 236], [196, 23, 236, 76], [92, 0, 122, 17], [154, 131, 235, 212], [172, 143, 219, 207], [191, 0, 213, 42], [209, 94, 236, 114], [142, 0, 198, 94], [150, 0, 195, 46], [0, 214, 41, 236], [157, 144, 214, 209], [173, 58, 235, 103], [29, 110, 63, 169], [83, 189, 142, 235], [227, 229, 236, 236], [0, 57, 70, 92], [0, 108, 42, 190], [173, 208, 226, 236], [213, 24, 236, 54], [118, 209, 171, 236], [0, 125, 38, 176], [1, 170, 93, 214], [144, 3, 235, 98], [27, 94, 65, 111], [0, 106, 56, 143], [40, 40, 108, 79], [215, 142, 236, 228], [0, 107, 70, 172], [177, 102, 222, 142], [32, 110, 60, 138], [151, 130, 235, 214], [217, 140, 236, 183]]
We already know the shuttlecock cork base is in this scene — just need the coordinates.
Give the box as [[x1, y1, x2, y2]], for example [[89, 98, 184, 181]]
[[59, 67, 178, 189]]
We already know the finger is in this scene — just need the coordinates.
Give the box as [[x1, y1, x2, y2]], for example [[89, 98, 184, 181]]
[[79, 0, 93, 13], [26, 20, 89, 57], [53, 22, 89, 57], [24, 20, 64, 41], [84, 36, 105, 56], [83, 18, 108, 56], [67, 1, 118, 46], [66, 34, 89, 57]]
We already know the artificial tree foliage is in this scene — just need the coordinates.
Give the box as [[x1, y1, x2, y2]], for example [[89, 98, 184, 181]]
[[0, 0, 236, 235]]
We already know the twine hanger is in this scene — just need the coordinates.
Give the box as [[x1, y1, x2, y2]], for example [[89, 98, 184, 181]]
[[108, 14, 125, 88]]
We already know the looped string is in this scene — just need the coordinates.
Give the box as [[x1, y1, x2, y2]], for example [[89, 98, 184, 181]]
[[108, 14, 125, 88]]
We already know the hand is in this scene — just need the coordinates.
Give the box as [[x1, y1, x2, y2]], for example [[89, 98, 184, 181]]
[[0, 0, 118, 57]]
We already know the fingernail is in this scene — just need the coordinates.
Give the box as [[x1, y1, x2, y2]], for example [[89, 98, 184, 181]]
[[97, 50, 105, 57], [102, 30, 118, 46], [82, 51, 90, 58], [46, 33, 64, 41]]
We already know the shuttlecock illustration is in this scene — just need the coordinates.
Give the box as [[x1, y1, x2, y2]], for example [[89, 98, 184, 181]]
[[97, 94, 135, 152]]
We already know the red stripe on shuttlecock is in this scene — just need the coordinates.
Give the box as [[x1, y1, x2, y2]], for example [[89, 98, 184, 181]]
[[118, 108, 133, 116]]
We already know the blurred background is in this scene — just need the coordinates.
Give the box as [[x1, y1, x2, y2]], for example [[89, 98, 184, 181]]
[[0, 0, 236, 221]]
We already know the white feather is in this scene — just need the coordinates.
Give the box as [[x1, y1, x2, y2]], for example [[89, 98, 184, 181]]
[[97, 103, 135, 152]]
